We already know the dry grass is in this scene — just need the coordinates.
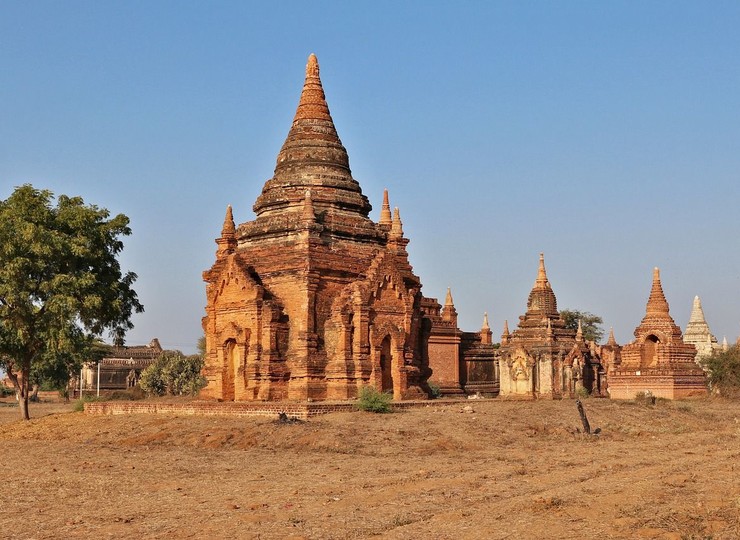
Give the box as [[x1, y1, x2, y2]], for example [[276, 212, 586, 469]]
[[0, 397, 739, 539]]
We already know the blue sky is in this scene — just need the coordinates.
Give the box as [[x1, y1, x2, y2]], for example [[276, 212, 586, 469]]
[[2, 1, 739, 353]]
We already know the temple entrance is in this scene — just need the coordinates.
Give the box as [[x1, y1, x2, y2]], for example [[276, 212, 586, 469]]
[[641, 335, 659, 368], [380, 335, 394, 393]]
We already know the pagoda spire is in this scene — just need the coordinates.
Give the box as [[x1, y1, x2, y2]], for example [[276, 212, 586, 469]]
[[575, 319, 583, 342], [646, 267, 671, 316], [442, 287, 458, 323], [688, 295, 706, 324], [501, 320, 510, 344], [379, 189, 392, 226], [216, 205, 237, 256], [482, 312, 490, 331], [390, 207, 404, 238], [535, 252, 549, 287], [607, 327, 617, 346]]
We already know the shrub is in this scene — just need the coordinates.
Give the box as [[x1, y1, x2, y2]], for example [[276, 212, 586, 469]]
[[72, 394, 104, 412], [701, 346, 740, 396], [139, 352, 207, 397], [428, 383, 442, 399], [356, 386, 392, 413], [575, 386, 590, 399]]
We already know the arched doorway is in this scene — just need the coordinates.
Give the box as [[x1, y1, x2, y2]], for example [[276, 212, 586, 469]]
[[379, 335, 394, 393], [641, 335, 659, 368]]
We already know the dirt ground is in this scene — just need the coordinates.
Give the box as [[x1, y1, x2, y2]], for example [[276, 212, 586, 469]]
[[1, 397, 738, 540]]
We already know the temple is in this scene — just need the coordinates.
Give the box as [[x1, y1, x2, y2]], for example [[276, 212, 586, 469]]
[[424, 289, 498, 396], [497, 254, 605, 399], [201, 54, 432, 401], [683, 295, 720, 363], [609, 268, 707, 399]]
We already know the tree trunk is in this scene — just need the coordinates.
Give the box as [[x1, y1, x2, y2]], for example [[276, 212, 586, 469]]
[[7, 365, 31, 420]]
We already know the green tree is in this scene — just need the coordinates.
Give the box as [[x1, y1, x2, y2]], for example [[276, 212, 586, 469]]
[[139, 351, 206, 396], [701, 345, 740, 395], [0, 185, 143, 419], [560, 309, 604, 343], [196, 335, 206, 359]]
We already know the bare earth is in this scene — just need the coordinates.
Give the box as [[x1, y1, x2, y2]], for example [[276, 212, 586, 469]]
[[1, 397, 739, 539]]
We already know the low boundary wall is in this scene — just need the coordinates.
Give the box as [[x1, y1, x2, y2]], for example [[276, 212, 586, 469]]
[[84, 398, 464, 420]]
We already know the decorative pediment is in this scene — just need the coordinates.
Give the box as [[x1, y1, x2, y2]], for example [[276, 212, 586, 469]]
[[207, 254, 269, 305]]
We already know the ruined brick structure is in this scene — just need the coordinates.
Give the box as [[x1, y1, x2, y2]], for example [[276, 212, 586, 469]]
[[80, 338, 164, 393], [498, 254, 605, 399], [201, 54, 431, 401], [424, 289, 498, 395], [609, 268, 706, 399]]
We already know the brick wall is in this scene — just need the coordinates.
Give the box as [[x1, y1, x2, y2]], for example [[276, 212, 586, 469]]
[[84, 399, 461, 419]]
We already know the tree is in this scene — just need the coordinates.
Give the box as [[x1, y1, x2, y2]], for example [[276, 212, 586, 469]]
[[560, 309, 604, 343], [139, 351, 206, 397], [0, 185, 143, 419], [701, 345, 740, 395]]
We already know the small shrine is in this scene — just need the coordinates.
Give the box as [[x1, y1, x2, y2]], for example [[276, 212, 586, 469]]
[[609, 268, 706, 399]]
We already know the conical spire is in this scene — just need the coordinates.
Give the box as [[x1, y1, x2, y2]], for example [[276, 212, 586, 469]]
[[525, 253, 558, 318], [253, 54, 373, 224], [273, 53, 349, 175], [501, 320, 510, 344], [688, 295, 706, 324], [646, 267, 671, 316], [535, 252, 549, 288], [390, 207, 404, 238], [221, 205, 235, 238], [216, 205, 237, 256], [607, 327, 617, 346], [441, 287, 457, 323], [480, 312, 492, 344], [379, 189, 392, 226], [723, 336, 729, 351], [444, 287, 454, 307], [575, 319, 583, 342]]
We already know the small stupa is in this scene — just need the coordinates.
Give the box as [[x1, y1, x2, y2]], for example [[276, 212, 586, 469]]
[[609, 268, 706, 399]]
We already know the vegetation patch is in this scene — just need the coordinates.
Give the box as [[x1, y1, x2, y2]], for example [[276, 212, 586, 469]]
[[355, 386, 392, 413]]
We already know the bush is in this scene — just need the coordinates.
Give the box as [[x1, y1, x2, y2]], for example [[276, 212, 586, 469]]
[[428, 383, 442, 399], [139, 352, 207, 397], [356, 386, 392, 413], [701, 346, 740, 395], [575, 386, 590, 399], [72, 394, 104, 412]]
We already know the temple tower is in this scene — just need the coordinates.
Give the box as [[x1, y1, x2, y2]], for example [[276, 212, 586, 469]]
[[609, 268, 706, 399], [683, 295, 719, 363], [498, 254, 604, 399], [202, 54, 431, 402]]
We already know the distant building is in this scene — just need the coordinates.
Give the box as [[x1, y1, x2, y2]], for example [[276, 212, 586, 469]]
[[683, 295, 720, 364], [498, 254, 605, 399], [609, 268, 706, 399], [80, 338, 164, 392]]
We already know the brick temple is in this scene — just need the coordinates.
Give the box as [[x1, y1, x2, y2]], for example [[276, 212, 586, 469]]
[[201, 54, 432, 401], [498, 254, 605, 399], [609, 268, 707, 399]]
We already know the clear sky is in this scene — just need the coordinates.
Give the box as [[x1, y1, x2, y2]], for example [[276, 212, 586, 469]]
[[2, 1, 739, 353]]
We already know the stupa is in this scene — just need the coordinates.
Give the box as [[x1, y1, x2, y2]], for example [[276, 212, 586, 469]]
[[498, 254, 604, 399], [201, 54, 432, 401], [683, 295, 719, 363], [609, 268, 706, 399]]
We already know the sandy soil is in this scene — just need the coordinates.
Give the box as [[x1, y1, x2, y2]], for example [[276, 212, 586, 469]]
[[1, 397, 739, 539]]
